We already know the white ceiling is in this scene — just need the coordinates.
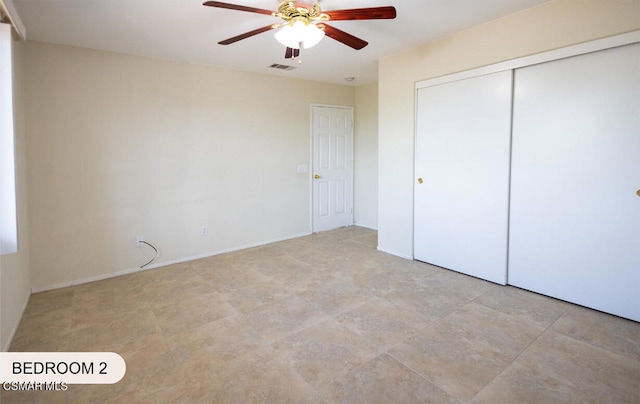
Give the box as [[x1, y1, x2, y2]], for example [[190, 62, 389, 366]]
[[11, 0, 550, 85]]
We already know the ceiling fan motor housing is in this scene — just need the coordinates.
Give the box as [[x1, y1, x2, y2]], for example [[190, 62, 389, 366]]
[[290, 1, 319, 13], [276, 1, 328, 24]]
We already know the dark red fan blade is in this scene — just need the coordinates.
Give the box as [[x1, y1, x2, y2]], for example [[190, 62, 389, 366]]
[[202, 1, 274, 16], [218, 24, 276, 45], [324, 6, 396, 21], [319, 23, 368, 50]]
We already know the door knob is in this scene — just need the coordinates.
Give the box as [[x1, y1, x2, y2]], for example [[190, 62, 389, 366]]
[[314, 174, 321, 179], [417, 178, 423, 184]]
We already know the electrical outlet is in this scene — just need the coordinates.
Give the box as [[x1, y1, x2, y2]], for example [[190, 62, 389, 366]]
[[201, 226, 208, 236], [136, 236, 144, 247]]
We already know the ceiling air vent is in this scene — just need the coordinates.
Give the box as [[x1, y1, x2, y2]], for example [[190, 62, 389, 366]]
[[269, 63, 296, 71]]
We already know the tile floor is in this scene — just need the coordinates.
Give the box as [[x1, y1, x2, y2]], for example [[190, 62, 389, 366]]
[[3, 226, 639, 403]]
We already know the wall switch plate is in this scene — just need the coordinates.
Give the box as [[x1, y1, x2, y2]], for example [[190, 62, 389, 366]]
[[201, 226, 208, 236], [297, 164, 308, 173]]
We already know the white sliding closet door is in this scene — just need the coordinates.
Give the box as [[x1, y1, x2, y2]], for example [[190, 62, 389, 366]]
[[414, 71, 512, 284], [509, 43, 640, 321]]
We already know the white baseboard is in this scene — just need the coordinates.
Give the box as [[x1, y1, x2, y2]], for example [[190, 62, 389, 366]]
[[3, 291, 30, 352], [376, 246, 414, 260], [31, 232, 312, 294], [352, 222, 378, 231]]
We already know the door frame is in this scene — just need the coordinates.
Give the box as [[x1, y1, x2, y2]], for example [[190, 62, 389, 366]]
[[309, 104, 355, 233]]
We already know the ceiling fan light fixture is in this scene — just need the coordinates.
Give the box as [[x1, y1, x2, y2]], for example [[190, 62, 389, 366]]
[[274, 20, 324, 49], [204, 1, 396, 52]]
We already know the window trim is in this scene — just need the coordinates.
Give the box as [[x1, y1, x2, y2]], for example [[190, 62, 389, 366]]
[[1, 22, 18, 255]]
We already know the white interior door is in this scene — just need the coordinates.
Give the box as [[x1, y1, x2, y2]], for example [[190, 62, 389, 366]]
[[312, 105, 353, 232], [509, 43, 640, 321], [414, 71, 513, 284]]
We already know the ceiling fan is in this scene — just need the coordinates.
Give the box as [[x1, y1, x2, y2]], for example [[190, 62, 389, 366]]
[[203, 1, 396, 59]]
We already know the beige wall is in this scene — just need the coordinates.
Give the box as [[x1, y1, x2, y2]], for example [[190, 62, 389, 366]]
[[353, 82, 378, 230], [25, 41, 356, 290], [1, 39, 31, 351], [378, 0, 640, 258]]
